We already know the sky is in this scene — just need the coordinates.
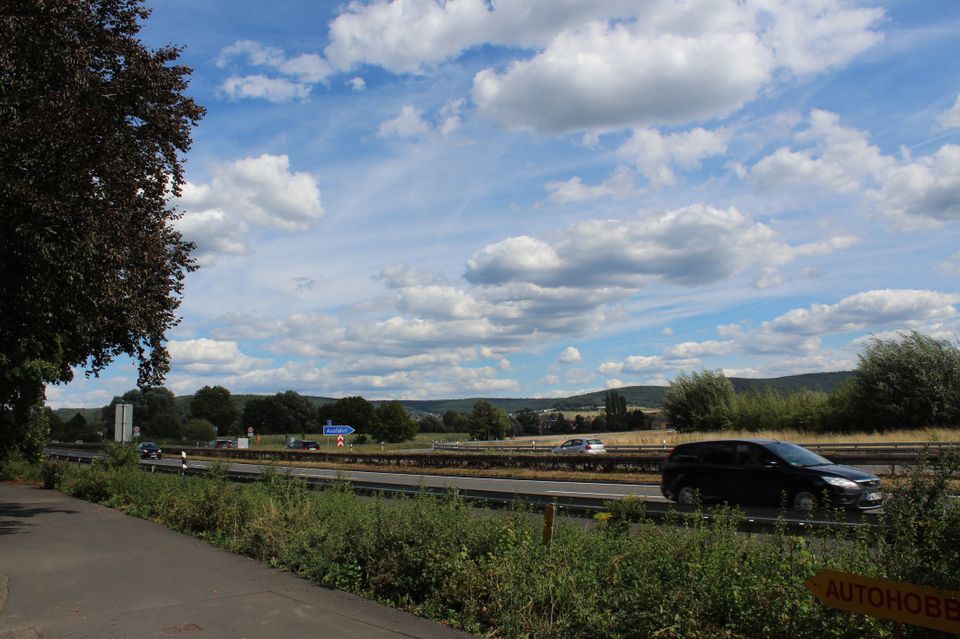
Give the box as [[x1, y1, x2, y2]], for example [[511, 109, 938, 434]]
[[48, 0, 960, 408]]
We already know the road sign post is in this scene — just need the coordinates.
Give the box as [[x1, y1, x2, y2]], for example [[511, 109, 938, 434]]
[[805, 569, 960, 636]]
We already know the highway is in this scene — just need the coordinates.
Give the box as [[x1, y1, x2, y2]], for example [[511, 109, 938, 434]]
[[49, 448, 878, 532]]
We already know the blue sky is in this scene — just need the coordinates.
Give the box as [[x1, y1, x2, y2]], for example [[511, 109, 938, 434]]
[[49, 0, 960, 408]]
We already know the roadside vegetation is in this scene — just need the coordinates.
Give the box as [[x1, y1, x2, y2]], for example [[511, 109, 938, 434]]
[[4, 446, 958, 639]]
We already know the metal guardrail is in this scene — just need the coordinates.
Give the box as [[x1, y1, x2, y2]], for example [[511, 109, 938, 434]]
[[433, 440, 960, 455], [47, 451, 874, 535]]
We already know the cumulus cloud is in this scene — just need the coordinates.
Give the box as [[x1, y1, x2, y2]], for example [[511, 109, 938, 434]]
[[938, 95, 960, 129], [221, 75, 311, 103], [617, 127, 729, 185], [557, 346, 582, 364], [378, 104, 432, 138], [168, 338, 270, 375], [218, 39, 332, 82], [750, 110, 960, 224], [348, 76, 366, 91], [178, 154, 324, 233], [378, 100, 467, 139], [596, 289, 960, 383], [545, 169, 635, 205], [471, 2, 881, 133], [173, 209, 251, 265], [465, 205, 854, 289]]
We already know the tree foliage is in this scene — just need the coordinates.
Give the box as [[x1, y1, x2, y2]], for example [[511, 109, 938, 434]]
[[849, 331, 960, 430], [662, 370, 735, 432], [369, 401, 418, 443], [604, 390, 628, 430], [469, 400, 510, 440], [0, 0, 203, 457], [189, 386, 238, 433], [318, 396, 375, 433]]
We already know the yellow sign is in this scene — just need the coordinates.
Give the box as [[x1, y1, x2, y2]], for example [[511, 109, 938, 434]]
[[805, 569, 960, 635]]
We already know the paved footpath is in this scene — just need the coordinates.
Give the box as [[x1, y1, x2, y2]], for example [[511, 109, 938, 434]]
[[0, 482, 477, 639]]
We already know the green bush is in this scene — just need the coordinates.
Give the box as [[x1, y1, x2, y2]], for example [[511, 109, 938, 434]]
[[41, 458, 66, 489], [0, 453, 42, 482], [663, 370, 736, 432], [48, 458, 960, 639]]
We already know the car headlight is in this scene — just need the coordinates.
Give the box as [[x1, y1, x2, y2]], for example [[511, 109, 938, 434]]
[[822, 476, 859, 490]]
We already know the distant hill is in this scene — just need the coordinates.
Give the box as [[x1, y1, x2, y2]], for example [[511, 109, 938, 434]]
[[55, 371, 854, 420]]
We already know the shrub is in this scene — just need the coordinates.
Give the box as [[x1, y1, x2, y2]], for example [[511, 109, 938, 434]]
[[663, 370, 735, 431], [41, 458, 66, 489]]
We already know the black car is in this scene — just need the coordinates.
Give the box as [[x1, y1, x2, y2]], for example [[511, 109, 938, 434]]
[[137, 441, 163, 460], [661, 439, 882, 510], [286, 440, 319, 450]]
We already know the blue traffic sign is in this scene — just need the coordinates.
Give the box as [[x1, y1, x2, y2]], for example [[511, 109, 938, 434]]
[[323, 425, 355, 436]]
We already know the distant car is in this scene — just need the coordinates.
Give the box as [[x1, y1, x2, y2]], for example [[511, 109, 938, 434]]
[[286, 439, 319, 450], [660, 439, 883, 511], [206, 439, 234, 449], [74, 439, 84, 444], [137, 441, 163, 459], [552, 438, 606, 454]]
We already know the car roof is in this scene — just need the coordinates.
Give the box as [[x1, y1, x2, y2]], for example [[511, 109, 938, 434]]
[[675, 438, 783, 446]]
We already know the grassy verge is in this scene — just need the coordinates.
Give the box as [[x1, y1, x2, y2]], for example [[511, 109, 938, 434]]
[[12, 447, 959, 639]]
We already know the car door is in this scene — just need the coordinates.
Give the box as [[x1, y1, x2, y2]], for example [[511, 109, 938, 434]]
[[731, 443, 782, 505], [696, 442, 737, 501]]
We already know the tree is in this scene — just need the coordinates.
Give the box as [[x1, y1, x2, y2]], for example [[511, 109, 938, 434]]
[[189, 386, 238, 434], [849, 332, 960, 430], [442, 410, 471, 433], [418, 414, 444, 433], [242, 396, 285, 435], [318, 396, 375, 433], [662, 370, 736, 432], [369, 401, 418, 443], [103, 387, 179, 435], [0, 0, 204, 458], [469, 400, 510, 441], [182, 418, 215, 443], [276, 390, 318, 433], [604, 390, 628, 431], [514, 408, 541, 435]]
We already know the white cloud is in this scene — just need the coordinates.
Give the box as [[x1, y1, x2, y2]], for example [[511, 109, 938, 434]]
[[471, 2, 881, 134], [557, 346, 582, 364], [174, 209, 251, 265], [937, 95, 960, 129], [323, 0, 642, 74], [178, 154, 324, 233], [662, 327, 674, 336], [465, 205, 853, 289], [378, 104, 432, 138], [749, 110, 960, 224], [545, 169, 635, 205], [221, 75, 311, 103], [438, 98, 466, 135], [868, 144, 960, 223], [168, 339, 270, 375], [938, 252, 960, 276], [348, 76, 366, 92], [218, 40, 332, 83], [541, 374, 560, 386], [750, 110, 890, 192], [617, 127, 729, 186]]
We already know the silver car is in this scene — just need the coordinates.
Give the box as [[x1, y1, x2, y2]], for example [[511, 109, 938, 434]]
[[552, 438, 606, 454]]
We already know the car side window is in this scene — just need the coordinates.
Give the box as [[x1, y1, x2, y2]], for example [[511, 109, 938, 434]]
[[700, 442, 735, 465]]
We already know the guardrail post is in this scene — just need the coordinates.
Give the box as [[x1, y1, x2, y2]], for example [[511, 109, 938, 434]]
[[543, 504, 556, 545], [180, 450, 187, 476]]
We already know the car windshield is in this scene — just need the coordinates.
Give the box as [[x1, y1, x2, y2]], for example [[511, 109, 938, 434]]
[[766, 442, 831, 467], [140, 442, 156, 447]]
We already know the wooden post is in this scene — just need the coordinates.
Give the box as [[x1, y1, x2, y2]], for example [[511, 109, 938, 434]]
[[543, 504, 556, 545], [893, 622, 902, 639]]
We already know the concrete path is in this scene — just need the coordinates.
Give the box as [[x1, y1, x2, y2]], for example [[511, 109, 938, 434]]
[[0, 482, 476, 639]]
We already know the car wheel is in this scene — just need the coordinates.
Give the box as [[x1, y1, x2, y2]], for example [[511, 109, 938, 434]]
[[792, 489, 819, 511], [676, 484, 698, 505]]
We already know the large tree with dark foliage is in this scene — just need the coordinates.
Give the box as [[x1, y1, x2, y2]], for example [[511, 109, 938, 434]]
[[189, 386, 238, 434], [0, 0, 204, 458]]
